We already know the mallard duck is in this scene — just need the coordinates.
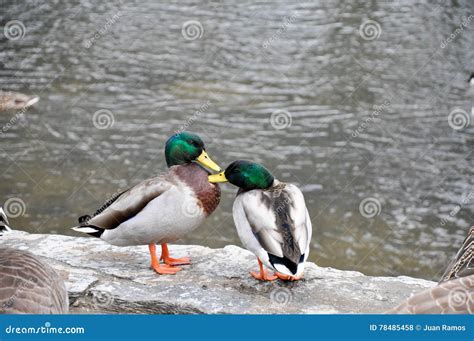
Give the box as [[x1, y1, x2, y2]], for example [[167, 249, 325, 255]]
[[209, 160, 312, 281], [72, 132, 221, 275], [0, 209, 69, 314], [0, 91, 39, 112], [390, 227, 473, 313]]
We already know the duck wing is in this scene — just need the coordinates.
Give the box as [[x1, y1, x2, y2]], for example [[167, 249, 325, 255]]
[[440, 227, 474, 283], [390, 227, 474, 314], [389, 275, 474, 314], [77, 176, 172, 231], [0, 248, 68, 314], [235, 182, 311, 274]]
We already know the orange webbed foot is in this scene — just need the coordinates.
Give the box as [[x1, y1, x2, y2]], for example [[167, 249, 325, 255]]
[[275, 272, 303, 281], [161, 256, 191, 266], [150, 263, 182, 275], [149, 243, 182, 275], [250, 270, 278, 281], [250, 258, 277, 281], [160, 243, 191, 266]]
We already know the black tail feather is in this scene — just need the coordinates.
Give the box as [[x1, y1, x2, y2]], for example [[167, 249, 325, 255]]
[[87, 227, 104, 238], [268, 253, 304, 275]]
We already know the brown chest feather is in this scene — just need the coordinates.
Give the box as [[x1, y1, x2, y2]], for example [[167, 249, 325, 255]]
[[173, 163, 221, 216]]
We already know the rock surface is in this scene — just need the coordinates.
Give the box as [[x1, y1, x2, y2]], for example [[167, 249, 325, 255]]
[[1, 231, 436, 314]]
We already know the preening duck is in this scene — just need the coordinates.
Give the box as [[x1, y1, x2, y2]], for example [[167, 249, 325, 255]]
[[390, 227, 473, 313], [209, 160, 312, 281], [0, 91, 39, 112], [72, 132, 222, 275], [0, 209, 68, 314]]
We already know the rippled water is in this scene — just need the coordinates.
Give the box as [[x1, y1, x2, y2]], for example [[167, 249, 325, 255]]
[[1, 0, 473, 280]]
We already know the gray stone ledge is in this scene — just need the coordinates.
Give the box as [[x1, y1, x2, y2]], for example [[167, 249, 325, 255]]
[[1, 231, 435, 314]]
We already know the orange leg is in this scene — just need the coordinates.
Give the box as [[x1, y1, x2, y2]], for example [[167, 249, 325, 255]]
[[160, 243, 191, 266], [149, 243, 182, 274], [275, 272, 303, 281], [250, 258, 277, 281]]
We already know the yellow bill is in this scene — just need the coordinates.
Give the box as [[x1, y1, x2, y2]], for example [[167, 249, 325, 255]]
[[196, 150, 222, 172], [208, 171, 228, 183]]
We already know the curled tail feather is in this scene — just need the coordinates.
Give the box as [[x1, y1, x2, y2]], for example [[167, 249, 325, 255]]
[[72, 190, 126, 238]]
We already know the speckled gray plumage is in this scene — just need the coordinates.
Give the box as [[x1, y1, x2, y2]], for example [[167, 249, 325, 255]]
[[390, 227, 474, 314], [440, 227, 474, 282], [0, 248, 68, 314], [389, 275, 473, 314]]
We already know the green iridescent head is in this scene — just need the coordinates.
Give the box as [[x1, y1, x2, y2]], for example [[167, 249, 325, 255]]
[[208, 160, 274, 190], [165, 132, 221, 171]]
